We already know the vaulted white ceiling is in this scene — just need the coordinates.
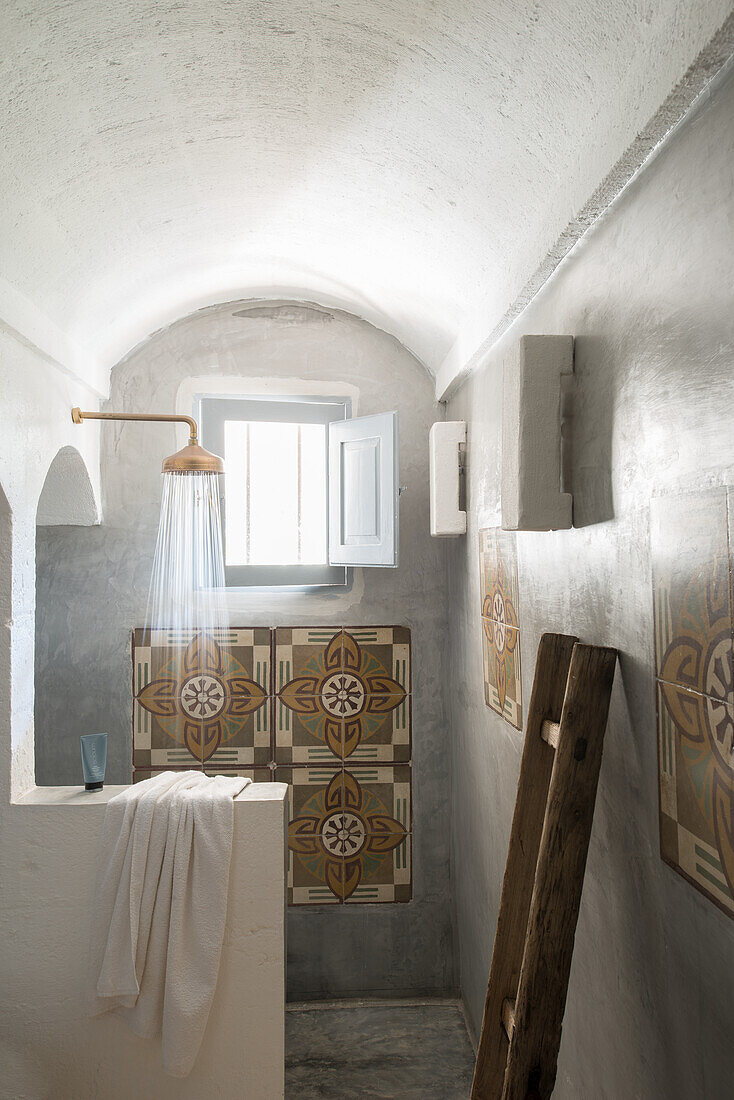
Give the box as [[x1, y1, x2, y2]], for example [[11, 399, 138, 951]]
[[1, 0, 732, 397]]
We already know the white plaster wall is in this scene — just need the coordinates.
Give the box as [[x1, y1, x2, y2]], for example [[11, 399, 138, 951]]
[[446, 64, 734, 1098], [2, 783, 286, 1100], [2, 1, 731, 388]]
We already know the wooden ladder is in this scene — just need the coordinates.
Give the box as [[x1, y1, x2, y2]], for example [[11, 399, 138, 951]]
[[471, 633, 618, 1100]]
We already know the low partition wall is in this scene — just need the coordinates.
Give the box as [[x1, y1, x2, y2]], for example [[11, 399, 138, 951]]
[[3, 783, 287, 1100]]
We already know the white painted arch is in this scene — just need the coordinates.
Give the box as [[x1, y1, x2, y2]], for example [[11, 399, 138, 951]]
[[36, 446, 100, 528], [2, 1, 733, 399]]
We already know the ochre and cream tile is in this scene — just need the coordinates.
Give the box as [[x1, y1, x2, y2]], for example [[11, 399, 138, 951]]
[[652, 491, 734, 921], [479, 528, 520, 627], [341, 766, 411, 903], [274, 628, 344, 693], [276, 765, 346, 904], [133, 627, 270, 768], [651, 490, 733, 703], [482, 619, 522, 729], [132, 624, 414, 906], [275, 626, 411, 764], [655, 677, 734, 917], [478, 529, 522, 730]]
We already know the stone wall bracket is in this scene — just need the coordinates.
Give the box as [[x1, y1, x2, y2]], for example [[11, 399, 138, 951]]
[[501, 335, 574, 531]]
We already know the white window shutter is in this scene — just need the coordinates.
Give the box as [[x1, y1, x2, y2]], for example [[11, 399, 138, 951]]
[[328, 411, 399, 567]]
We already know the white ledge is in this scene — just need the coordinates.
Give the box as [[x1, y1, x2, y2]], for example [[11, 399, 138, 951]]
[[14, 781, 286, 808]]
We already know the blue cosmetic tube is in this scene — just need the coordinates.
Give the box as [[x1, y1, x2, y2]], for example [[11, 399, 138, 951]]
[[80, 733, 108, 791]]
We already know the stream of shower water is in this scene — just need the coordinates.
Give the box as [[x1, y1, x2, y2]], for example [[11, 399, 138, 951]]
[[146, 472, 228, 705]]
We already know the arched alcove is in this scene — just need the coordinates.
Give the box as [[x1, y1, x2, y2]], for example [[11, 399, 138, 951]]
[[36, 445, 99, 527], [34, 447, 102, 786]]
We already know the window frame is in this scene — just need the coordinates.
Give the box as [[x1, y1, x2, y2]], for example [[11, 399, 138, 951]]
[[198, 393, 351, 589]]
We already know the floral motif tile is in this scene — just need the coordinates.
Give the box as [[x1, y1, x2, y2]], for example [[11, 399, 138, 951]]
[[482, 620, 522, 728], [479, 529, 522, 729], [342, 627, 411, 694], [656, 682, 734, 917], [342, 766, 412, 903], [652, 491, 733, 703], [132, 625, 413, 905], [275, 626, 410, 764], [273, 699, 345, 765], [274, 628, 344, 693], [277, 765, 412, 904], [652, 490, 734, 920], [276, 766, 345, 905], [133, 628, 270, 768], [342, 695, 411, 763], [480, 527, 520, 627]]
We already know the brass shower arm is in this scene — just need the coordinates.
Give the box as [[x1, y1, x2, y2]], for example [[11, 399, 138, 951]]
[[71, 407, 199, 445], [70, 407, 224, 474]]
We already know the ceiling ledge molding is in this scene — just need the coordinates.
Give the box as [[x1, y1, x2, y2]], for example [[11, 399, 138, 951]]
[[0, 276, 106, 399], [436, 11, 734, 403]]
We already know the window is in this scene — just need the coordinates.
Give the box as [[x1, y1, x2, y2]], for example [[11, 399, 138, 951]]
[[199, 395, 351, 587]]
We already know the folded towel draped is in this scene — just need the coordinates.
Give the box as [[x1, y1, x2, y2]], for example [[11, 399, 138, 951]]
[[88, 770, 250, 1076]]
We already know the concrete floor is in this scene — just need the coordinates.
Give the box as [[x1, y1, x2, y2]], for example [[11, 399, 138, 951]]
[[285, 1000, 476, 1099]]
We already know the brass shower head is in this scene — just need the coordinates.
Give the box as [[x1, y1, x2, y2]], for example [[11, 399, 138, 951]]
[[71, 407, 224, 475], [162, 442, 224, 475]]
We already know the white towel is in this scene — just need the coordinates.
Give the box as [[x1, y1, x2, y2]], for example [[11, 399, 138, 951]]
[[88, 770, 250, 1076]]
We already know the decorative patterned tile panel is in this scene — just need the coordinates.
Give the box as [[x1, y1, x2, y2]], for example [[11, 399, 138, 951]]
[[276, 764, 412, 904], [133, 628, 269, 767], [480, 528, 520, 627], [133, 625, 413, 905], [273, 698, 344, 765], [275, 626, 411, 764], [132, 701, 205, 769], [342, 766, 411, 903], [482, 620, 522, 729], [276, 766, 346, 905], [652, 490, 733, 703], [342, 627, 412, 694], [274, 628, 344, 693], [479, 527, 522, 730], [652, 490, 734, 919], [342, 695, 411, 763]]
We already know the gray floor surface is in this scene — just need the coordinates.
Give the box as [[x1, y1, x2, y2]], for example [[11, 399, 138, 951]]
[[285, 1001, 476, 1099]]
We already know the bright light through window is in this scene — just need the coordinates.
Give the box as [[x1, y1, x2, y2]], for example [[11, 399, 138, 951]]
[[224, 420, 327, 566]]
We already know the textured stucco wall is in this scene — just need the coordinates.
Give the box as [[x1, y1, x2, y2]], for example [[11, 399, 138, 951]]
[[446, 66, 734, 1098], [35, 303, 455, 999]]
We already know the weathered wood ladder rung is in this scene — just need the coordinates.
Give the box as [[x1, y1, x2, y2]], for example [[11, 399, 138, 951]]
[[539, 720, 560, 749], [471, 633, 617, 1100]]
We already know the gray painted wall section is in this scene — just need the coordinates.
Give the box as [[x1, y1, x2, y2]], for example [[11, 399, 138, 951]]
[[35, 305, 454, 1000], [446, 69, 734, 1097]]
